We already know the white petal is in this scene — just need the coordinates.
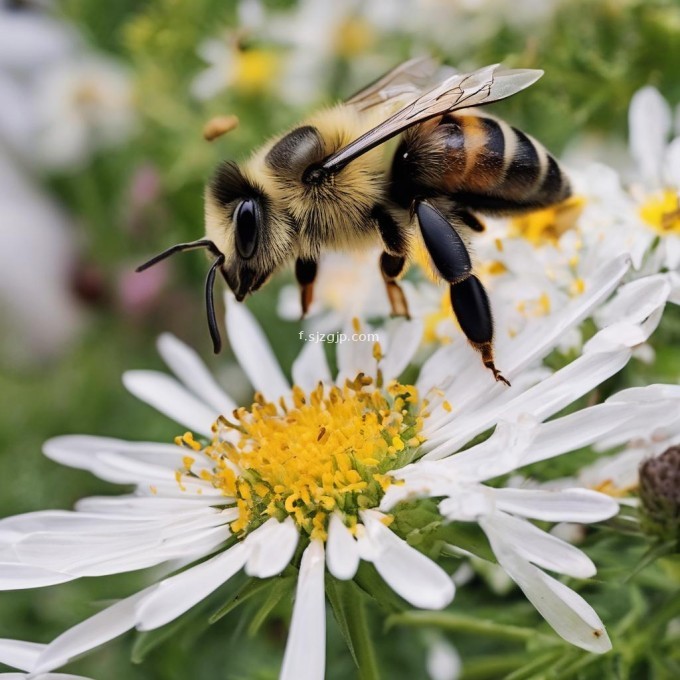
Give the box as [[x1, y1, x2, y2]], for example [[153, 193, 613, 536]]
[[665, 136, 680, 187], [157, 333, 236, 415], [280, 540, 326, 680], [0, 639, 45, 672], [134, 543, 248, 631], [335, 322, 377, 383], [359, 511, 454, 610], [498, 348, 631, 425], [426, 639, 462, 680], [595, 275, 670, 329], [326, 513, 360, 580], [0, 563, 73, 590], [380, 319, 424, 382], [291, 340, 331, 392], [526, 399, 680, 465], [482, 523, 611, 653], [34, 588, 155, 673], [629, 86, 671, 186], [491, 488, 619, 523], [244, 518, 298, 578], [225, 295, 289, 401], [122, 371, 216, 436], [438, 488, 494, 521], [485, 512, 595, 578]]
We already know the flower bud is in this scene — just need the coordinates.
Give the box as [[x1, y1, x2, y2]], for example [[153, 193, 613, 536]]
[[639, 446, 680, 543]]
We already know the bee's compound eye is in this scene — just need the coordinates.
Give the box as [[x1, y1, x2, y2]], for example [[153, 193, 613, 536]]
[[234, 198, 259, 259]]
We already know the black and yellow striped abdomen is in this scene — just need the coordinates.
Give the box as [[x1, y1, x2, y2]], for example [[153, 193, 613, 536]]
[[389, 110, 570, 214]]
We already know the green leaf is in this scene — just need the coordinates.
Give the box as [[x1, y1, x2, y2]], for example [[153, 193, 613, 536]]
[[625, 539, 678, 583], [209, 568, 296, 624], [326, 577, 360, 668], [247, 575, 295, 636], [433, 522, 495, 562], [326, 576, 381, 680]]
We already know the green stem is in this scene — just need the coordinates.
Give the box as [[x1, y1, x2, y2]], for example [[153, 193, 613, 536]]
[[346, 589, 381, 680], [387, 611, 556, 644]]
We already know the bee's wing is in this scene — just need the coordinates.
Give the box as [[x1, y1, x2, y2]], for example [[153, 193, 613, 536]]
[[345, 56, 440, 111], [323, 64, 543, 173]]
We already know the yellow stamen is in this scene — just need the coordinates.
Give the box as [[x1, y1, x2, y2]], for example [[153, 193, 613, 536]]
[[181, 377, 427, 541], [510, 196, 586, 246], [640, 189, 680, 235]]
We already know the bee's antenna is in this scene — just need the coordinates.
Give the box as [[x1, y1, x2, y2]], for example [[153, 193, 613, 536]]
[[205, 254, 225, 354], [135, 239, 221, 273]]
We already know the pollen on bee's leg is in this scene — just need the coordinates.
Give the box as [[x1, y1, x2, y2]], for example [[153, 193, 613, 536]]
[[471, 341, 511, 386]]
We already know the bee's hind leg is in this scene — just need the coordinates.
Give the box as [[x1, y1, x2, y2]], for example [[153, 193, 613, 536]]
[[380, 252, 410, 318], [415, 200, 510, 386], [373, 204, 411, 318], [295, 258, 317, 318]]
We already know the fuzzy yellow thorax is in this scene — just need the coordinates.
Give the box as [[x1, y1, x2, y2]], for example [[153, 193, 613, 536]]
[[176, 374, 426, 541]]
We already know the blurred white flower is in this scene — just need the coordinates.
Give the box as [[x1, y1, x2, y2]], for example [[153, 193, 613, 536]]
[[426, 637, 461, 680], [0, 151, 84, 367], [33, 54, 136, 170], [628, 86, 680, 272]]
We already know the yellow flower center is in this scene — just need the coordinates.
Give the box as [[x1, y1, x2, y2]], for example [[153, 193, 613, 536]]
[[334, 17, 374, 57], [640, 189, 680, 235], [232, 49, 278, 93], [176, 375, 426, 541], [423, 290, 453, 345], [510, 196, 586, 247]]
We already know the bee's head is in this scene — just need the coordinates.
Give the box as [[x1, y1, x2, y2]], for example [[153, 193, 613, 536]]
[[135, 162, 294, 355], [205, 161, 294, 302]]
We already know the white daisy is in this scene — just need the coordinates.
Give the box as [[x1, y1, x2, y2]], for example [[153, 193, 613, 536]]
[[33, 53, 136, 170], [0, 257, 674, 677], [546, 383, 680, 500], [628, 85, 680, 272]]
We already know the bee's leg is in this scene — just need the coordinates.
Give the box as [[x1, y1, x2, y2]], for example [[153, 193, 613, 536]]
[[415, 200, 510, 386], [373, 205, 411, 318], [295, 257, 317, 318], [380, 252, 410, 318]]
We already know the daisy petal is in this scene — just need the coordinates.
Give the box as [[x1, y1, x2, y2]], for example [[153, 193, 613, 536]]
[[291, 340, 332, 392], [486, 512, 595, 578], [0, 564, 73, 590], [360, 511, 454, 610], [483, 523, 611, 653], [280, 540, 326, 680], [157, 333, 236, 415], [629, 86, 671, 186], [491, 488, 619, 523], [326, 513, 360, 580], [134, 542, 248, 631], [0, 639, 45, 671], [122, 371, 216, 436], [380, 319, 423, 381], [244, 518, 298, 578], [34, 588, 155, 673], [225, 295, 289, 401]]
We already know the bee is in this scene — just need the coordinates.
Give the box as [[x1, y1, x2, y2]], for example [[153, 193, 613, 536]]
[[138, 59, 570, 384]]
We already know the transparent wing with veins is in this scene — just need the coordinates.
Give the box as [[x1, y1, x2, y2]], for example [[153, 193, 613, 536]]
[[324, 64, 544, 173]]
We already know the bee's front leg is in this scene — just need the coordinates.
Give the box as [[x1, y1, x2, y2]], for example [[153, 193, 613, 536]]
[[295, 257, 317, 318], [415, 200, 510, 386], [373, 205, 411, 318]]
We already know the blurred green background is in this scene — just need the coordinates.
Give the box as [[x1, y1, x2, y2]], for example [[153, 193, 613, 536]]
[[1, 0, 679, 678]]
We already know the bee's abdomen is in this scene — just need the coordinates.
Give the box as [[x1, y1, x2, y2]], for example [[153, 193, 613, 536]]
[[390, 112, 570, 214], [440, 112, 570, 213]]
